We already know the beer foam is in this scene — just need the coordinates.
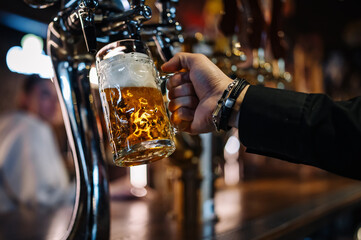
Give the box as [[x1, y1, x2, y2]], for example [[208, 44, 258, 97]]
[[98, 52, 158, 89]]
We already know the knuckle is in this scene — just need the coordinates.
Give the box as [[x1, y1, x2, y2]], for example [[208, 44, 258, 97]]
[[194, 53, 206, 60]]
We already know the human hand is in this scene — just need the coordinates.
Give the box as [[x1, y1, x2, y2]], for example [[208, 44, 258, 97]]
[[161, 52, 233, 134]]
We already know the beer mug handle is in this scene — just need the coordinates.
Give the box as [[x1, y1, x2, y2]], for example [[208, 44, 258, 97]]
[[158, 72, 175, 96], [158, 73, 182, 134], [159, 72, 175, 85], [159, 72, 193, 133]]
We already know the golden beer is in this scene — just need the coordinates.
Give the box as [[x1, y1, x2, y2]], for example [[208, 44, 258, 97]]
[[101, 86, 175, 166], [96, 39, 176, 166]]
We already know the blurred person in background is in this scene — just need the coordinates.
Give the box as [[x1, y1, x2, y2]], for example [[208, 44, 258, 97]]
[[0, 74, 74, 213]]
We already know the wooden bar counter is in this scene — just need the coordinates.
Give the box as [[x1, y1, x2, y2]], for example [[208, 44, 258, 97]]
[[109, 173, 361, 240], [1, 169, 361, 240]]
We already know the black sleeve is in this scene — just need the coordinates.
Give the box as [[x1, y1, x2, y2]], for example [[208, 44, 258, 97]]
[[238, 85, 361, 180]]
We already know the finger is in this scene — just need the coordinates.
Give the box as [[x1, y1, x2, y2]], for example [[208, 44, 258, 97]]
[[166, 72, 190, 90], [171, 107, 195, 125], [168, 96, 199, 112], [176, 121, 192, 132], [168, 83, 195, 99], [161, 52, 193, 72]]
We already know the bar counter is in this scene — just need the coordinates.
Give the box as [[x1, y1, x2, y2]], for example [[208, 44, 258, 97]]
[[1, 171, 361, 240], [109, 173, 361, 240]]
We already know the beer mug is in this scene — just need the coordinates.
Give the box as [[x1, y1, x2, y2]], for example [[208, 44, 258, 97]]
[[96, 39, 176, 167]]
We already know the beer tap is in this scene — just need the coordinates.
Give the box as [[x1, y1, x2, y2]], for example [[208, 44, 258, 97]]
[[22, 0, 187, 239], [45, 1, 111, 239], [148, 0, 183, 62], [77, 0, 98, 53], [23, 0, 215, 238], [99, 0, 152, 40], [27, 0, 150, 239]]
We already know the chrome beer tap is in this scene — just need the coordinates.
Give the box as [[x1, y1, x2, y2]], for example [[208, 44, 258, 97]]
[[142, 0, 183, 62], [24, 0, 213, 239], [46, 0, 111, 239], [23, 0, 185, 239], [45, 1, 158, 239]]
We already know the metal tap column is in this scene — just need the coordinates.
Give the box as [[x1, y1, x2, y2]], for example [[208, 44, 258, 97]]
[[47, 17, 110, 239]]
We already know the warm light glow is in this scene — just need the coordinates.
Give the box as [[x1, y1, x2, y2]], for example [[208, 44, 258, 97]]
[[257, 74, 264, 83], [224, 136, 240, 155], [89, 67, 98, 85], [264, 62, 272, 72], [195, 32, 204, 41], [21, 34, 43, 54], [284, 72, 292, 82], [277, 82, 285, 89], [121, 0, 130, 10], [224, 162, 240, 186], [224, 133, 241, 185], [6, 34, 53, 78], [357, 227, 361, 240], [130, 165, 148, 197], [278, 58, 285, 73], [130, 165, 147, 188], [258, 48, 265, 60], [129, 202, 149, 228], [130, 187, 147, 197]]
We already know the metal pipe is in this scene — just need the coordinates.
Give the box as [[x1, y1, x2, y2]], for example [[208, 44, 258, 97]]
[[47, 17, 110, 239]]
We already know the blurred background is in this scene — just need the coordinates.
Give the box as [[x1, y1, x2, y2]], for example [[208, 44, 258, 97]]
[[1, 0, 361, 239]]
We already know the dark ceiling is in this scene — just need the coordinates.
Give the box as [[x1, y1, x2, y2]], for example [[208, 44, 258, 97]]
[[1, 0, 361, 52], [0, 0, 60, 23], [1, 0, 361, 28], [1, 0, 361, 35]]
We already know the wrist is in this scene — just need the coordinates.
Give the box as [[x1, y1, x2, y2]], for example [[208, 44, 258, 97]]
[[212, 78, 250, 132]]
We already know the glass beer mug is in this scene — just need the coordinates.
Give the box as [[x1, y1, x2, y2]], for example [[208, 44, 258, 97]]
[[96, 39, 176, 167]]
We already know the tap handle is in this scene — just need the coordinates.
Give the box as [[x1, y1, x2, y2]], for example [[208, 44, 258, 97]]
[[156, 0, 178, 24], [104, 3, 152, 39], [148, 0, 182, 61], [153, 34, 173, 61], [78, 1, 98, 53]]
